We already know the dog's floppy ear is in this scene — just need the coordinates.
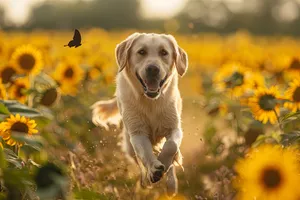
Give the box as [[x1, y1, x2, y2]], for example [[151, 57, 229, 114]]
[[115, 32, 141, 72], [165, 35, 188, 77]]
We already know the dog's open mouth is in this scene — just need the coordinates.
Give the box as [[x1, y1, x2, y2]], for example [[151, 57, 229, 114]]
[[136, 72, 167, 99]]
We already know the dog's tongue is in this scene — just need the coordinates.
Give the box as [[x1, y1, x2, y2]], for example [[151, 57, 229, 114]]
[[145, 80, 160, 92]]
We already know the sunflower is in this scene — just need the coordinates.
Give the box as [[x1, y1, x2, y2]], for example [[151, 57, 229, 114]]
[[8, 78, 30, 103], [11, 44, 43, 75], [287, 56, 300, 73], [0, 79, 7, 100], [86, 67, 101, 81], [213, 62, 255, 97], [39, 87, 61, 107], [263, 52, 291, 74], [284, 79, 300, 112], [248, 86, 281, 124], [283, 57, 300, 82], [0, 114, 38, 147], [248, 72, 265, 90], [0, 63, 17, 83], [86, 54, 112, 80], [235, 145, 300, 200], [52, 61, 84, 96], [0, 39, 10, 60]]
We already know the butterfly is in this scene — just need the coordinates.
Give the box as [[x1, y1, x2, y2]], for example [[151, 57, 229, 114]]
[[64, 29, 82, 48]]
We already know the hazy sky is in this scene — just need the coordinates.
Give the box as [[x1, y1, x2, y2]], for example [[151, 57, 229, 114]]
[[0, 0, 189, 25], [0, 0, 251, 26]]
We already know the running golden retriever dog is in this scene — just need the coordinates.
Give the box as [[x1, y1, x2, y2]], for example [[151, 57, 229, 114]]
[[91, 33, 188, 197]]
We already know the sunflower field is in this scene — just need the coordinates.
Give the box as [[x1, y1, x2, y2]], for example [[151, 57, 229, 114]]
[[0, 29, 299, 200]]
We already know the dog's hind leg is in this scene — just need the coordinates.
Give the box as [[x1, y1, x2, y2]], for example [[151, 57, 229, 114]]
[[166, 165, 178, 197]]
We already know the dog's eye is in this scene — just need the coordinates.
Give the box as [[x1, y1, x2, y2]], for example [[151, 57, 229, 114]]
[[160, 49, 168, 56], [138, 49, 146, 55]]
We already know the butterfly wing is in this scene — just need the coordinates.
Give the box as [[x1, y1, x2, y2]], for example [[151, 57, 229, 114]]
[[64, 40, 73, 47], [68, 40, 76, 47], [73, 29, 81, 44]]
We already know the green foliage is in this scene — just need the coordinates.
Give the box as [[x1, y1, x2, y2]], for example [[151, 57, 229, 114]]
[[0, 100, 41, 117], [35, 162, 68, 200], [0, 100, 66, 199], [0, 103, 10, 115], [281, 131, 300, 147]]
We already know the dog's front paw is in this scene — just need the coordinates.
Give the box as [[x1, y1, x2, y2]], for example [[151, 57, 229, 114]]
[[149, 161, 165, 183]]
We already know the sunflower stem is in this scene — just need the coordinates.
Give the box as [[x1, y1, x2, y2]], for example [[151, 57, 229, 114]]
[[13, 145, 20, 156], [69, 152, 80, 190], [28, 74, 34, 108], [234, 111, 240, 136], [273, 109, 283, 133]]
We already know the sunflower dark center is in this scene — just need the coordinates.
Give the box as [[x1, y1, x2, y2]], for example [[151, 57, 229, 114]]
[[11, 122, 29, 133], [16, 85, 25, 97], [292, 87, 300, 102], [64, 67, 74, 78], [1, 67, 16, 84], [19, 53, 35, 70], [259, 94, 277, 111], [40, 88, 59, 106], [225, 72, 244, 88], [290, 58, 300, 70], [261, 167, 282, 189]]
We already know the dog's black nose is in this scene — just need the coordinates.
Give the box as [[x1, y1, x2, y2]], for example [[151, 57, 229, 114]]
[[146, 65, 160, 77]]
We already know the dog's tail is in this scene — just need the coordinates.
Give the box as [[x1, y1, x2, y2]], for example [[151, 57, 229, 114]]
[[90, 97, 121, 130]]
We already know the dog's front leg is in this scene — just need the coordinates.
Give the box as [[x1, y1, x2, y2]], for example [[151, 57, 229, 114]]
[[158, 128, 182, 171], [130, 134, 165, 183]]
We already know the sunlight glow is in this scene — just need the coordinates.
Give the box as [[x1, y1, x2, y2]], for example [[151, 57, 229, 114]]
[[0, 0, 46, 25], [0, 0, 94, 25], [140, 0, 187, 19]]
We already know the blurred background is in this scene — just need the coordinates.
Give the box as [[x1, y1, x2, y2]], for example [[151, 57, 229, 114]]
[[1, 0, 300, 35], [1, 1, 300, 200]]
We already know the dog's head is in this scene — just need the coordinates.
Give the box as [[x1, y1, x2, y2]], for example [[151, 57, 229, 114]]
[[116, 33, 188, 99]]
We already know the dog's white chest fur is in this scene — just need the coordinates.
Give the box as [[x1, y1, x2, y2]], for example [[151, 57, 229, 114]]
[[141, 97, 179, 142], [119, 91, 179, 139]]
